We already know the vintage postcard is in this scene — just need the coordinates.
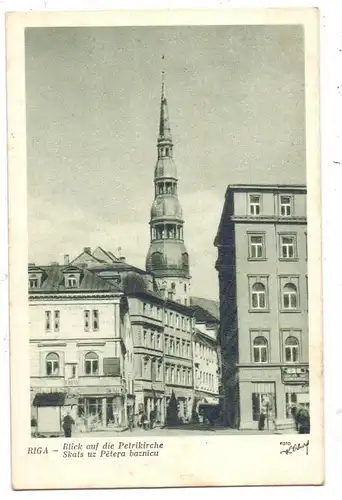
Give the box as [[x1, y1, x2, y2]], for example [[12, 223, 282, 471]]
[[7, 8, 323, 490]]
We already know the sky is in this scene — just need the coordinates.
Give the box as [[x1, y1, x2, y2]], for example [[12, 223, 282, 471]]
[[26, 25, 305, 301]]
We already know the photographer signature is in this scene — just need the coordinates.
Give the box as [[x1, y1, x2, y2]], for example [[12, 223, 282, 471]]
[[280, 440, 309, 456]]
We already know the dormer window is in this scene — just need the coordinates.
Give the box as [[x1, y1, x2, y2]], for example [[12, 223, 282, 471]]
[[66, 274, 77, 288], [62, 265, 82, 289], [29, 275, 39, 289]]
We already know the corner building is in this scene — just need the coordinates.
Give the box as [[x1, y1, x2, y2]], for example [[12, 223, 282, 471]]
[[215, 185, 309, 430]]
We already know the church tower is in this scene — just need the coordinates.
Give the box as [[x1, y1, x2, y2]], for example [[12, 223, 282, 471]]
[[145, 66, 190, 305]]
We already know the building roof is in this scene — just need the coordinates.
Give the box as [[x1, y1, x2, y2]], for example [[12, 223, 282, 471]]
[[190, 297, 220, 321], [28, 264, 123, 294], [226, 184, 307, 195], [194, 328, 217, 347]]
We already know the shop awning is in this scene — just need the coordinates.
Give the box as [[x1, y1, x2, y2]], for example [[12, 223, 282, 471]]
[[33, 392, 66, 407]]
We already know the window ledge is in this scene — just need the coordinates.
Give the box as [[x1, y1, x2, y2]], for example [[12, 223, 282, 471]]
[[280, 309, 302, 314], [279, 258, 299, 262], [248, 258, 267, 262], [248, 309, 270, 313]]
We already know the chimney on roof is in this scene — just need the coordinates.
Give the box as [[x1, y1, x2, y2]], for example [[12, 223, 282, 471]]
[[28, 262, 35, 266], [64, 254, 70, 265], [84, 247, 91, 255], [119, 256, 126, 262]]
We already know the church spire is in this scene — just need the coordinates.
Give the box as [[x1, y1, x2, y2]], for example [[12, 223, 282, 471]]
[[158, 56, 172, 144], [145, 62, 191, 305]]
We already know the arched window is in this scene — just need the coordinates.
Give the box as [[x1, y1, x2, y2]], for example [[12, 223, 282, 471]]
[[285, 336, 299, 362], [253, 337, 268, 363], [66, 274, 77, 288], [251, 283, 266, 309], [283, 283, 298, 309], [84, 352, 99, 375], [46, 352, 60, 376], [182, 252, 189, 269], [151, 252, 163, 269]]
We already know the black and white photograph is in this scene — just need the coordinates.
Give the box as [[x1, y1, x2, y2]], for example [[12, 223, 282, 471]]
[[7, 8, 323, 489]]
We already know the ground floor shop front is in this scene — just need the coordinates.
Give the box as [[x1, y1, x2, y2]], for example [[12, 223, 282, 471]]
[[31, 385, 134, 435], [134, 383, 194, 425], [236, 365, 309, 431]]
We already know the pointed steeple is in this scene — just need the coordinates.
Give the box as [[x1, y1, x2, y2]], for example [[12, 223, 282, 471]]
[[158, 56, 172, 144], [146, 60, 191, 306]]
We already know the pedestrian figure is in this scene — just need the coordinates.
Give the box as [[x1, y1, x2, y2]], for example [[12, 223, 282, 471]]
[[128, 411, 134, 432], [150, 407, 156, 429], [258, 411, 266, 431], [296, 406, 310, 434], [62, 412, 75, 438]]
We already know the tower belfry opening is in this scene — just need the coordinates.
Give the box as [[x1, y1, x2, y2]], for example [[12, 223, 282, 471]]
[[145, 61, 190, 305]]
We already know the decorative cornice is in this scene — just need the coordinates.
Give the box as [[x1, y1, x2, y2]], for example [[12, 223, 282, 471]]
[[29, 292, 122, 301]]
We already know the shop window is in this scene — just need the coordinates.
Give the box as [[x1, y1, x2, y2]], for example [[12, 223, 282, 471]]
[[285, 392, 298, 418], [252, 393, 276, 421]]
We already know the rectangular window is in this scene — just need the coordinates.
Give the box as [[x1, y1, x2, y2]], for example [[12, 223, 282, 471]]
[[249, 194, 261, 215], [54, 310, 60, 332], [84, 310, 90, 331], [45, 310, 51, 331], [252, 392, 276, 421], [157, 334, 161, 349], [92, 310, 99, 331], [143, 330, 147, 346], [151, 332, 155, 348], [280, 235, 296, 259], [249, 234, 265, 259], [170, 313, 173, 326], [176, 315, 180, 328], [280, 195, 292, 217]]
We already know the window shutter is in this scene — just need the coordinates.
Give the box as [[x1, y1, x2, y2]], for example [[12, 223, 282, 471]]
[[103, 357, 120, 376]]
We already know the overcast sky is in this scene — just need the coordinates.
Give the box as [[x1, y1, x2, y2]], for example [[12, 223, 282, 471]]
[[26, 25, 305, 300]]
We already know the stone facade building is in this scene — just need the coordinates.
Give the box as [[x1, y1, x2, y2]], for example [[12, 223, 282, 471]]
[[215, 184, 309, 430], [191, 300, 220, 409], [72, 246, 195, 424], [29, 261, 134, 435]]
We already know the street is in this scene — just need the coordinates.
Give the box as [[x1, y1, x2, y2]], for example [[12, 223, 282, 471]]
[[73, 426, 295, 438]]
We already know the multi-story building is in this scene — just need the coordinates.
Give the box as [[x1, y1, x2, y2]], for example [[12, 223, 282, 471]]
[[72, 246, 195, 424], [29, 260, 134, 435], [215, 184, 309, 430], [191, 301, 220, 409]]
